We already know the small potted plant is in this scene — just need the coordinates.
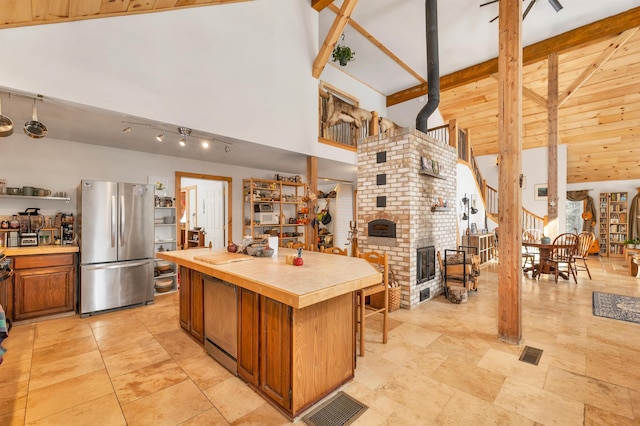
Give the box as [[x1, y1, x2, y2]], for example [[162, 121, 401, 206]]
[[332, 42, 355, 66], [624, 238, 635, 249], [635, 238, 640, 249]]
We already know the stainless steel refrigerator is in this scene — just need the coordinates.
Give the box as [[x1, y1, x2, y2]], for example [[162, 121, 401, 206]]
[[78, 180, 155, 316]]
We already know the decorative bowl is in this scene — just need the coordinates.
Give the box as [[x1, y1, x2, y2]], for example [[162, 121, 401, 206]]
[[262, 248, 274, 257]]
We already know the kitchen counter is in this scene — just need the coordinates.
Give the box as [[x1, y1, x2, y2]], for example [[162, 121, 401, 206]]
[[2, 245, 79, 256], [158, 247, 383, 419], [157, 247, 381, 309]]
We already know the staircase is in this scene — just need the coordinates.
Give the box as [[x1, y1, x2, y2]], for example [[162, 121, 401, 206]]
[[426, 120, 546, 233]]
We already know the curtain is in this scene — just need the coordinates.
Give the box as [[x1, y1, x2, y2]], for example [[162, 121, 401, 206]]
[[566, 190, 596, 233]]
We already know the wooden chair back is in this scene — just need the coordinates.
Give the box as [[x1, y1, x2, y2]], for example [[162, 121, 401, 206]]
[[551, 233, 579, 260], [576, 231, 595, 258], [321, 246, 348, 256], [356, 250, 389, 356]]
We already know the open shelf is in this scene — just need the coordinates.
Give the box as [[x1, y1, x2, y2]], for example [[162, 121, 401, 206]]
[[0, 194, 71, 202]]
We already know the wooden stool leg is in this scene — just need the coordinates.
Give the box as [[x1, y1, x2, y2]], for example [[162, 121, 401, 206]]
[[359, 291, 366, 356]]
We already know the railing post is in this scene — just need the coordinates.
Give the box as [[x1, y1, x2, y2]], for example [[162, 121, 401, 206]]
[[448, 119, 458, 150], [370, 111, 379, 136]]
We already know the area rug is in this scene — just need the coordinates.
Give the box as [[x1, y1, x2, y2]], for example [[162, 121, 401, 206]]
[[592, 292, 640, 325]]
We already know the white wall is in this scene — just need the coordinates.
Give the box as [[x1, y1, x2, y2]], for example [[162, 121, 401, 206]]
[[0, 133, 306, 244], [475, 145, 568, 236]]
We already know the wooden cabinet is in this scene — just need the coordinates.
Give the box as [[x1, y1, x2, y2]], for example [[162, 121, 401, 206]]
[[0, 269, 13, 320], [599, 192, 628, 257], [236, 287, 352, 418], [237, 287, 260, 385], [463, 233, 495, 264], [178, 266, 204, 343], [186, 229, 205, 248], [242, 178, 306, 247], [12, 253, 75, 320]]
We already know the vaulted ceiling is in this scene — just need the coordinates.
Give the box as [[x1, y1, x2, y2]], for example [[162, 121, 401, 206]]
[[1, 1, 639, 183]]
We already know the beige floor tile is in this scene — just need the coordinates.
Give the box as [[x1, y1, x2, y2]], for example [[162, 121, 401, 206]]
[[494, 377, 584, 425], [544, 366, 634, 419], [25, 392, 125, 426], [435, 390, 534, 426], [203, 377, 266, 423], [122, 379, 212, 426], [0, 380, 28, 416], [631, 389, 640, 421], [586, 349, 640, 391], [232, 402, 292, 425], [1, 357, 31, 386], [179, 408, 230, 425], [477, 348, 549, 388], [28, 350, 105, 391], [431, 355, 506, 402], [584, 404, 639, 426], [102, 340, 171, 377], [24, 369, 114, 423], [111, 359, 189, 404], [155, 328, 207, 360], [96, 327, 157, 358], [176, 351, 235, 390], [32, 317, 92, 349], [31, 335, 98, 366]]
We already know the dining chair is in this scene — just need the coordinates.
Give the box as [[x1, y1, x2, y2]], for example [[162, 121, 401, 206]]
[[522, 229, 543, 274], [573, 231, 595, 279], [548, 233, 579, 283], [356, 250, 388, 357], [286, 241, 312, 251], [321, 246, 348, 256]]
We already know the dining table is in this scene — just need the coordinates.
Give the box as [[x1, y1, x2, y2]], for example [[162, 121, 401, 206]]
[[522, 240, 573, 281]]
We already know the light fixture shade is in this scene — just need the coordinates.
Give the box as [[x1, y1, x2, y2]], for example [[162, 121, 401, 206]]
[[225, 145, 231, 153], [123, 126, 132, 135], [156, 132, 164, 142], [201, 140, 209, 148], [179, 137, 186, 147], [548, 0, 563, 12]]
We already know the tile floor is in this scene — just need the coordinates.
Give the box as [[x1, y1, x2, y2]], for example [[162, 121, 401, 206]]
[[2, 256, 639, 425]]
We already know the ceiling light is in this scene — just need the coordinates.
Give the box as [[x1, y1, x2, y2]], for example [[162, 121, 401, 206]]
[[123, 126, 132, 135], [225, 145, 231, 153], [177, 126, 191, 147], [201, 140, 209, 148], [156, 131, 164, 142], [548, 0, 563, 12], [179, 137, 186, 147]]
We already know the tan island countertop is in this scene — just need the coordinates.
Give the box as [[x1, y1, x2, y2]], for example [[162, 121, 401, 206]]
[[157, 247, 381, 309], [2, 245, 79, 256]]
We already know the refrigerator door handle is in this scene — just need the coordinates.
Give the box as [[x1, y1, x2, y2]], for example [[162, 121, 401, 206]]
[[120, 194, 125, 246], [111, 194, 117, 247], [83, 259, 152, 270]]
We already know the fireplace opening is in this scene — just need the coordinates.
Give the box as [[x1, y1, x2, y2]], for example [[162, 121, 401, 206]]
[[417, 246, 435, 283], [368, 219, 396, 238]]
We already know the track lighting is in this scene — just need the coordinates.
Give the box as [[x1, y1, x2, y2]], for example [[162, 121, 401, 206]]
[[177, 126, 191, 147], [548, 0, 563, 12], [123, 126, 132, 135], [225, 145, 231, 153], [156, 131, 164, 142], [179, 137, 186, 147], [201, 140, 209, 148]]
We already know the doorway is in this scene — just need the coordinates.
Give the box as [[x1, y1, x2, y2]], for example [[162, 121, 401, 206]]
[[175, 172, 232, 249]]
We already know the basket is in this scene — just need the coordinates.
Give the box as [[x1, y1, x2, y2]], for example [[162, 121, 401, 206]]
[[369, 286, 401, 312]]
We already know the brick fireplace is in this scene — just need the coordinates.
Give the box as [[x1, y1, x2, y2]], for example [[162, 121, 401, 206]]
[[357, 128, 457, 308]]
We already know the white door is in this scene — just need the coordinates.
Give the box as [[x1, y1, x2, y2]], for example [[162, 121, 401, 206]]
[[202, 181, 226, 248]]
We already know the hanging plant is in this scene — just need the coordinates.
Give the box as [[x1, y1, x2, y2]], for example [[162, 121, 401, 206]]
[[332, 34, 355, 66]]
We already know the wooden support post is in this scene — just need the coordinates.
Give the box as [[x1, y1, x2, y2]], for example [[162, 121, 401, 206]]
[[448, 119, 458, 150], [370, 111, 379, 136], [306, 156, 318, 248], [547, 53, 559, 238], [497, 0, 523, 345]]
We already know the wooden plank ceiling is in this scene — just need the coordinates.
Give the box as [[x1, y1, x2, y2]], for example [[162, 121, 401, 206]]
[[0, 0, 248, 29], [438, 28, 640, 183]]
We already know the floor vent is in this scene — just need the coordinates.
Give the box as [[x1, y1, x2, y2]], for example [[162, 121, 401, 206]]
[[519, 345, 543, 366], [302, 391, 368, 426]]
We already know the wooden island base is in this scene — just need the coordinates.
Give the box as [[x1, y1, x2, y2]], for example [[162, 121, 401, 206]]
[[158, 248, 380, 420]]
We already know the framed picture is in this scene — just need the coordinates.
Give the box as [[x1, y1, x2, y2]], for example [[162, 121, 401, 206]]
[[534, 184, 548, 201], [432, 160, 439, 175], [420, 157, 433, 173]]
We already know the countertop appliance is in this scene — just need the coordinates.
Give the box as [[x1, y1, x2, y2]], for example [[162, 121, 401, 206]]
[[78, 180, 155, 316], [18, 208, 44, 246], [203, 275, 237, 375]]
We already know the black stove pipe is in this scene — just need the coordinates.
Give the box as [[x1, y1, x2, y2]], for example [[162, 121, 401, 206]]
[[416, 0, 440, 133]]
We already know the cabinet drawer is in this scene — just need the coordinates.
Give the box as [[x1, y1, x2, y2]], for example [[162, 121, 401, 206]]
[[14, 253, 75, 270]]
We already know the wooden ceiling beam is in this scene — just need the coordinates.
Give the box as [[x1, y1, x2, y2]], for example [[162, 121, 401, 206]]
[[558, 27, 639, 108], [311, 0, 334, 12], [387, 7, 640, 106], [312, 0, 359, 79]]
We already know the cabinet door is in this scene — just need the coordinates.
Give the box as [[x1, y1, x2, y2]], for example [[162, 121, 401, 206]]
[[0, 273, 12, 320], [260, 296, 292, 410], [190, 270, 204, 343], [13, 265, 75, 320], [179, 266, 191, 331], [237, 288, 260, 385]]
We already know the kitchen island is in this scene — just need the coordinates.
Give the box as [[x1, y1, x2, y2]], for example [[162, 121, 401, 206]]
[[157, 247, 381, 420]]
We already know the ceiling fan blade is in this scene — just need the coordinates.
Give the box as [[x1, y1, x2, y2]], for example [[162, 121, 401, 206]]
[[523, 0, 537, 20], [480, 0, 499, 7]]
